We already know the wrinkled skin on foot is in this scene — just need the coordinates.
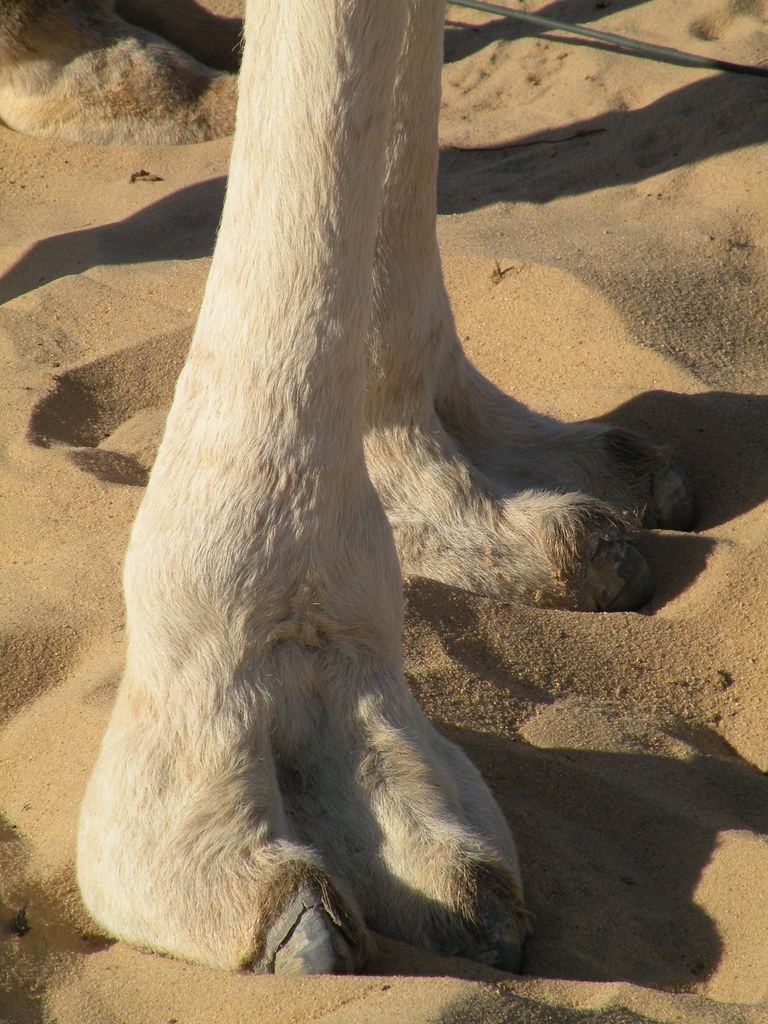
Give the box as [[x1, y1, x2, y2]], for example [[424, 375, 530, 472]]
[[78, 638, 531, 975]]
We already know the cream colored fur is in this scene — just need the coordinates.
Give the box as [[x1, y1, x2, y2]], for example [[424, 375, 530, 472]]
[[0, 1, 236, 144], [0, 1, 687, 610], [77, 0, 526, 972], [42, 0, 693, 972]]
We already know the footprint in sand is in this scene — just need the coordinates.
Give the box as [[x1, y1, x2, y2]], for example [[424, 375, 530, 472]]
[[690, 0, 768, 41], [27, 332, 186, 486]]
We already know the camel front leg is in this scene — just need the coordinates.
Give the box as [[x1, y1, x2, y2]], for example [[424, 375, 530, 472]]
[[77, 0, 409, 972], [78, 0, 526, 974]]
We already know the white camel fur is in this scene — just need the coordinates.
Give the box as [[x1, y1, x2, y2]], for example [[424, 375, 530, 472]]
[[2, 0, 694, 973], [75, 0, 534, 974]]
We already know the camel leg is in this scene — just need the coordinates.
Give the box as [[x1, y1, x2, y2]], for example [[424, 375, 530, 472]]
[[364, 0, 693, 611], [0, 0, 236, 144], [77, 0, 526, 973]]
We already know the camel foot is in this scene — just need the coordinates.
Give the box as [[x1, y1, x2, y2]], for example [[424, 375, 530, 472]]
[[466, 892, 527, 973], [576, 537, 654, 612], [264, 886, 360, 976]]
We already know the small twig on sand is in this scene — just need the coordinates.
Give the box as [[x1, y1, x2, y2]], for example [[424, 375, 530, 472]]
[[129, 169, 165, 184], [445, 126, 605, 152], [11, 907, 29, 936]]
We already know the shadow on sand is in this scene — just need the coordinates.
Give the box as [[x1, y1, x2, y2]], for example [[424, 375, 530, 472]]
[[367, 714, 767, 1000]]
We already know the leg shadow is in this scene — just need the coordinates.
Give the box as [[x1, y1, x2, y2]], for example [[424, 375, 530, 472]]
[[438, 720, 768, 988], [0, 178, 226, 308]]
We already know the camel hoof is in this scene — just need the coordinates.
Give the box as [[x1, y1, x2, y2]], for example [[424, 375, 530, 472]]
[[648, 460, 695, 531], [471, 892, 527, 973], [264, 886, 358, 975], [576, 537, 654, 612]]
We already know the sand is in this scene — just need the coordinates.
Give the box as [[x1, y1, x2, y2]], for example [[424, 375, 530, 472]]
[[1, 1, 767, 1021]]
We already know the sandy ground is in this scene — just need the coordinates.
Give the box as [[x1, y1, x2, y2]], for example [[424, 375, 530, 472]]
[[1, 1, 767, 1021]]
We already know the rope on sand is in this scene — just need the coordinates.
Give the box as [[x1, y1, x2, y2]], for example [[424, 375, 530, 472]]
[[449, 0, 768, 79]]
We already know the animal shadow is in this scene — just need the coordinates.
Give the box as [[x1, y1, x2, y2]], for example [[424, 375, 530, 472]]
[[442, 721, 768, 990], [439, 46, 768, 209], [0, 178, 226, 309]]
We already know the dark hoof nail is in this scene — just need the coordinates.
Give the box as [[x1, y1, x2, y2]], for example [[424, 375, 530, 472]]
[[649, 461, 694, 531], [474, 892, 527, 973], [264, 886, 359, 975], [578, 538, 654, 612]]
